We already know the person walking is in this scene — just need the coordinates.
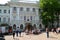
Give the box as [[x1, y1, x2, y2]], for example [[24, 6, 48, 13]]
[[46, 27, 49, 38], [12, 29, 16, 39], [13, 24, 16, 38], [19, 29, 21, 37], [13, 31, 15, 39], [16, 27, 19, 37]]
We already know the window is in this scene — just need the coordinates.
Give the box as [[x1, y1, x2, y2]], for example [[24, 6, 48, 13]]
[[20, 24, 23, 29], [13, 7, 16, 11], [0, 10, 2, 13], [39, 9, 41, 12], [4, 10, 7, 13], [8, 10, 10, 13], [20, 7, 23, 11], [13, 24, 16, 29], [27, 19, 29, 21], [13, 7, 17, 13], [39, 24, 42, 29], [24, 16, 26, 20], [33, 24, 36, 28], [26, 8, 30, 11], [0, 18, 1, 22], [30, 16, 32, 20], [3, 17, 6, 22], [8, 18, 10, 22], [33, 8, 35, 12]]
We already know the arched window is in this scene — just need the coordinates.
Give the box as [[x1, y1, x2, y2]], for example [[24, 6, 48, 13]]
[[39, 24, 42, 29], [20, 24, 23, 29], [13, 24, 16, 29], [33, 24, 36, 29]]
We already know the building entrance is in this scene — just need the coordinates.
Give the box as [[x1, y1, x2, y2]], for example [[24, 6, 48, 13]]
[[25, 23, 33, 34]]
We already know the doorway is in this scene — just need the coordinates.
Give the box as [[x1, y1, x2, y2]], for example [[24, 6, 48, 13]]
[[25, 23, 33, 33]]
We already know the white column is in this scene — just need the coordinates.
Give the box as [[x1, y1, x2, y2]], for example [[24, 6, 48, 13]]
[[5, 17, 6, 23], [17, 7, 19, 20], [10, 7, 13, 23], [7, 9, 8, 14], [1, 17, 3, 23], [6, 17, 8, 22], [36, 8, 39, 25], [36, 8, 39, 20], [16, 7, 20, 25], [24, 7, 26, 11]]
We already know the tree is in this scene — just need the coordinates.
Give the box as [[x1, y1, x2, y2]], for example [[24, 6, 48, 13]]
[[39, 0, 60, 28]]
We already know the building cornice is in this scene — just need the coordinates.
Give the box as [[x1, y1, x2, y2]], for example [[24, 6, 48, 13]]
[[8, 1, 39, 7]]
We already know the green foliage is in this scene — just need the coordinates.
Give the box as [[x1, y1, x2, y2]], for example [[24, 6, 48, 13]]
[[39, 0, 60, 26]]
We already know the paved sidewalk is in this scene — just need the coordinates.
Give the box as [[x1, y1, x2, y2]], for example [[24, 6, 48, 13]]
[[4, 32, 60, 40]]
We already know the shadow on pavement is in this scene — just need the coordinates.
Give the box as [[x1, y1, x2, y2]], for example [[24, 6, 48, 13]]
[[14, 38, 19, 40], [49, 36, 58, 39]]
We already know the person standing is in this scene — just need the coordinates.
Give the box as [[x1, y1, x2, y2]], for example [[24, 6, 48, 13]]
[[19, 29, 21, 37], [13, 31, 15, 39], [13, 24, 16, 38], [16, 27, 19, 37], [13, 28, 16, 38], [46, 28, 49, 38]]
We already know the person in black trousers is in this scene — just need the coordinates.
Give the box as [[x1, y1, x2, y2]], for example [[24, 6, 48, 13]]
[[19, 30, 21, 37], [13, 31, 15, 39], [46, 28, 49, 38], [12, 29, 16, 39], [16, 27, 19, 37]]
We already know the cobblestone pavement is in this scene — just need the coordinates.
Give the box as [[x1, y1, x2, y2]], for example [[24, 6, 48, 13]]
[[4, 32, 60, 40]]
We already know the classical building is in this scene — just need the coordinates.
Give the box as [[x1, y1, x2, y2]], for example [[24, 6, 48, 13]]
[[0, 0, 43, 30]]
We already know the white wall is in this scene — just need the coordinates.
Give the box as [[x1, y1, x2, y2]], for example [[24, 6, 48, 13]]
[[0, 1, 41, 29]]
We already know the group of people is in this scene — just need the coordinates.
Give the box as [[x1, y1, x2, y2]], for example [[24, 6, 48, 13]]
[[12, 27, 22, 39], [12, 27, 50, 38], [11, 24, 60, 39], [52, 27, 60, 34], [46, 27, 60, 38]]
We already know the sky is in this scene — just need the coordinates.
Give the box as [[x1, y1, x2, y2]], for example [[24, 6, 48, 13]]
[[0, 0, 39, 4]]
